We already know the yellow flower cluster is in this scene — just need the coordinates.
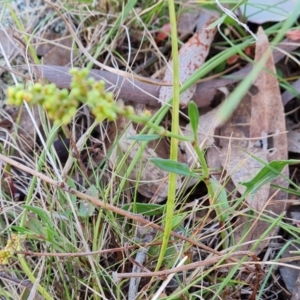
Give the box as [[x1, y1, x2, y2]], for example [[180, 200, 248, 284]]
[[6, 68, 123, 124], [0, 234, 21, 264]]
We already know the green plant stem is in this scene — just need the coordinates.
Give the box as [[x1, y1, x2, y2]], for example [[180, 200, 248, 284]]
[[154, 0, 180, 273]]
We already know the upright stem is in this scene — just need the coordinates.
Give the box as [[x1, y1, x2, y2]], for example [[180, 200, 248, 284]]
[[155, 0, 180, 272]]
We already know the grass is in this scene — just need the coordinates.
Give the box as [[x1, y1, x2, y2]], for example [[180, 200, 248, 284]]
[[0, 0, 300, 299]]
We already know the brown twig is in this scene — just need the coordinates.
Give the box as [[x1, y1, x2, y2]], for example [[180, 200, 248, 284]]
[[26, 38, 300, 108], [115, 250, 254, 279]]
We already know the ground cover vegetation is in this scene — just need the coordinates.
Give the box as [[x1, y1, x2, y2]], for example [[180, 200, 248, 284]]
[[0, 0, 300, 299]]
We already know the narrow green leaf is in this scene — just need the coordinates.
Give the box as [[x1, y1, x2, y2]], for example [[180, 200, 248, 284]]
[[127, 134, 160, 141], [11, 226, 36, 235], [23, 205, 54, 228], [150, 158, 201, 179], [188, 101, 199, 138], [240, 160, 298, 195]]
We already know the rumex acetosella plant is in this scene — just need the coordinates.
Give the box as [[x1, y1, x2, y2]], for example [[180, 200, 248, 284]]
[[6, 68, 139, 124]]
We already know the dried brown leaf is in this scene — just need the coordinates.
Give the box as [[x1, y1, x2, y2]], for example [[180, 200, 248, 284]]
[[219, 94, 252, 149], [36, 32, 73, 66], [250, 28, 287, 154], [159, 9, 219, 107], [250, 27, 288, 200], [177, 8, 202, 36]]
